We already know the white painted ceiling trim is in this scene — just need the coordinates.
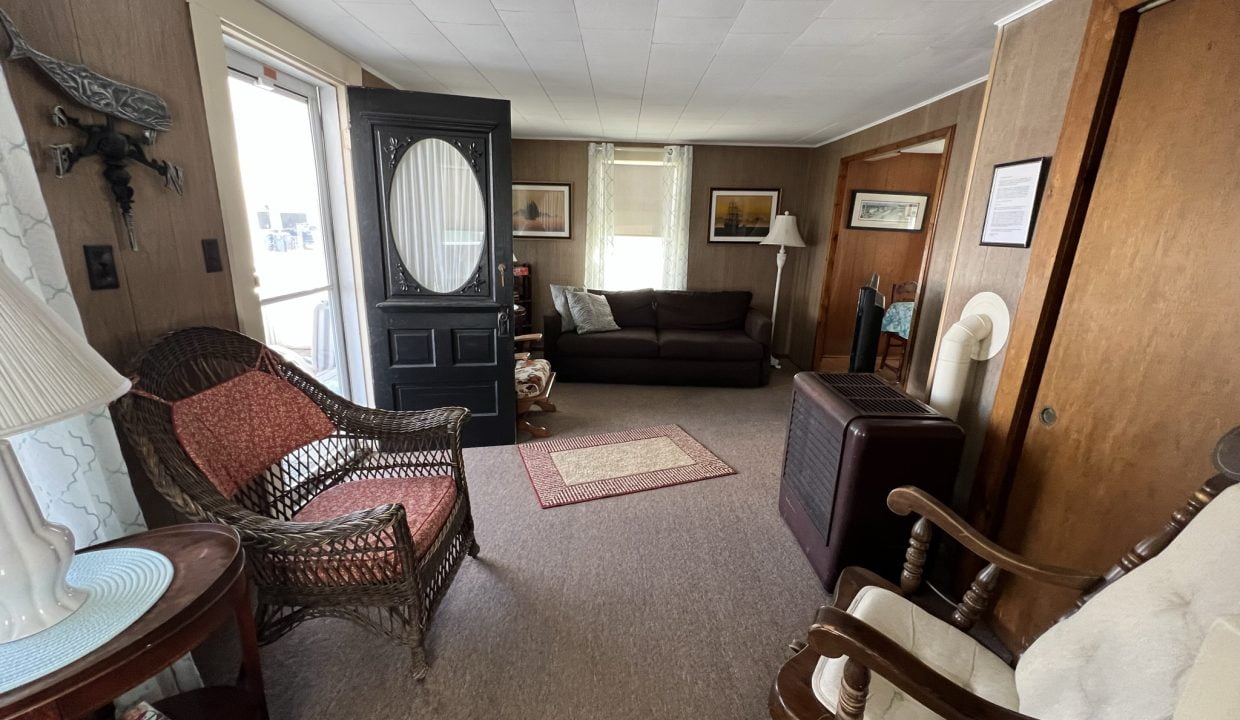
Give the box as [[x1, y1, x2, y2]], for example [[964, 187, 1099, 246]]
[[994, 0, 1057, 27]]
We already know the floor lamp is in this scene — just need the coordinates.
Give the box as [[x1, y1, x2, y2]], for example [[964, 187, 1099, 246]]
[[0, 263, 131, 642], [760, 212, 806, 369]]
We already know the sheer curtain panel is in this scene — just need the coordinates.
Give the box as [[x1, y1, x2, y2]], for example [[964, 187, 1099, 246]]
[[659, 145, 692, 291], [584, 142, 615, 289]]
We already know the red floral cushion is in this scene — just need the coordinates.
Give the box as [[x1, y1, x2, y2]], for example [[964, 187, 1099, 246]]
[[171, 370, 336, 497], [294, 475, 457, 560]]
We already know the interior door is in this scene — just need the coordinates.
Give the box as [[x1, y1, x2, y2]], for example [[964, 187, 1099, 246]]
[[992, 0, 1240, 645], [348, 88, 514, 447]]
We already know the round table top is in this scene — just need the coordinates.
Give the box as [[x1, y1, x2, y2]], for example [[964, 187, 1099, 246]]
[[0, 524, 242, 718]]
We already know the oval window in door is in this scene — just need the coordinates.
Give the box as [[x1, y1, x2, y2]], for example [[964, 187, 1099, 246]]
[[389, 138, 486, 293]]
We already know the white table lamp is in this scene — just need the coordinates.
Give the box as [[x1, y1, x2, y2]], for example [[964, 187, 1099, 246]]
[[760, 211, 806, 369], [0, 263, 131, 642]]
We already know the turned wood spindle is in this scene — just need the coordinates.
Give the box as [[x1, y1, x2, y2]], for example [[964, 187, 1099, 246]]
[[836, 658, 871, 720], [952, 562, 1000, 630], [900, 517, 932, 594]]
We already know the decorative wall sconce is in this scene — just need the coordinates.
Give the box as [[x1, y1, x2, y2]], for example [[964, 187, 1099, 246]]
[[0, 9, 184, 251]]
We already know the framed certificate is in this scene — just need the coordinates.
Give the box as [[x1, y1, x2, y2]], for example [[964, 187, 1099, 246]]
[[980, 157, 1051, 248]]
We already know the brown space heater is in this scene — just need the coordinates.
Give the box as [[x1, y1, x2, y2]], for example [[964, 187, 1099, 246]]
[[778, 372, 964, 589]]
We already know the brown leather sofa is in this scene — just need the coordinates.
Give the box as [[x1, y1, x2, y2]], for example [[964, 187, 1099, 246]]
[[543, 289, 772, 387]]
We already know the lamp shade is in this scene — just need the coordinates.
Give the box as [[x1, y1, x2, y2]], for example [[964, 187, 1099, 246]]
[[0, 263, 130, 437], [760, 211, 806, 248]]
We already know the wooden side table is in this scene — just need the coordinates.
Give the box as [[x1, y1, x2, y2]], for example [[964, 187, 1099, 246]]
[[0, 524, 268, 720]]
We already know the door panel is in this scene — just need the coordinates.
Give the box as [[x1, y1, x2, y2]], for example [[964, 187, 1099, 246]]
[[349, 88, 515, 446], [993, 0, 1240, 646]]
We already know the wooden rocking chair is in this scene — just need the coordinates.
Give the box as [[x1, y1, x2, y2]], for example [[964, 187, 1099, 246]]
[[770, 430, 1240, 720]]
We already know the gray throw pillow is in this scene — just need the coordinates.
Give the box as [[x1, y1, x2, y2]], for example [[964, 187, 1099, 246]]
[[550, 284, 585, 332], [566, 291, 620, 334]]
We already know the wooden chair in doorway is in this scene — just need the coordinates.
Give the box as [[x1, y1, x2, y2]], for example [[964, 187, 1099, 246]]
[[878, 281, 917, 380], [515, 332, 556, 438]]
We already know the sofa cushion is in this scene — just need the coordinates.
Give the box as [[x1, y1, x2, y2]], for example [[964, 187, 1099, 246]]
[[655, 290, 752, 331], [599, 288, 656, 327], [556, 327, 659, 359], [658, 329, 763, 361], [812, 586, 1018, 719], [550, 284, 585, 332], [567, 291, 621, 334], [1016, 484, 1240, 720]]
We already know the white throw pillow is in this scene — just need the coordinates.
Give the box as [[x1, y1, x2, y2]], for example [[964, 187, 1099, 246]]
[[549, 284, 585, 332], [566, 291, 620, 334], [1173, 614, 1240, 720], [1015, 485, 1240, 720]]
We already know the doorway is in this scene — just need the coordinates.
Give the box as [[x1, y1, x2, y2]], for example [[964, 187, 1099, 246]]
[[811, 127, 956, 385], [225, 48, 354, 396]]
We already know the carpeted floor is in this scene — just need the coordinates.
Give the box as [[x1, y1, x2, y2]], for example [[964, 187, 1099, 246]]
[[261, 367, 828, 719]]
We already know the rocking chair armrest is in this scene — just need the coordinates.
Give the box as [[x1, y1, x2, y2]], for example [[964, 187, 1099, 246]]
[[887, 487, 1101, 590], [807, 605, 1039, 720]]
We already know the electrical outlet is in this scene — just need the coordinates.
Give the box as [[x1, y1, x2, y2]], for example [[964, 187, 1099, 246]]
[[201, 238, 223, 273], [83, 245, 119, 290]]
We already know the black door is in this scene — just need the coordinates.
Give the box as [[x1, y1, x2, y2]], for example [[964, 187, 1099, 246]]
[[349, 88, 514, 447]]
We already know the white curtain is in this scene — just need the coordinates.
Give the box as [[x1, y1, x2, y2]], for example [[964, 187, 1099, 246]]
[[584, 142, 614, 289], [659, 145, 692, 291], [0, 65, 199, 702]]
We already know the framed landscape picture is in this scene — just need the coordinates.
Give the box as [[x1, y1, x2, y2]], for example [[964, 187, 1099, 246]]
[[513, 182, 571, 238], [847, 190, 930, 232], [709, 188, 780, 243]]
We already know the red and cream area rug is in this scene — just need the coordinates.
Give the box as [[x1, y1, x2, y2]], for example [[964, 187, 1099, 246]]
[[519, 424, 736, 508]]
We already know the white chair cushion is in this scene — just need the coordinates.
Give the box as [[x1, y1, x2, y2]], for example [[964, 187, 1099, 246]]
[[1173, 614, 1240, 720], [1016, 485, 1240, 720], [812, 586, 1018, 719]]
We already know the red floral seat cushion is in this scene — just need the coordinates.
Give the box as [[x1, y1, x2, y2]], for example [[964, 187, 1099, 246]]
[[294, 475, 457, 561], [171, 370, 337, 497]]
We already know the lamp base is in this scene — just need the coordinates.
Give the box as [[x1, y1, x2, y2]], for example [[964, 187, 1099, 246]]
[[0, 439, 88, 644], [769, 356, 782, 369]]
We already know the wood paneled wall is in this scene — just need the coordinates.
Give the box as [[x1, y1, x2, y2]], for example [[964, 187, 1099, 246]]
[[818, 152, 943, 359], [933, 0, 1092, 509], [512, 140, 810, 351], [0, 0, 238, 368], [791, 85, 984, 396]]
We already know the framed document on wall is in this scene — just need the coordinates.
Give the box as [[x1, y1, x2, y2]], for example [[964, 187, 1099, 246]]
[[980, 157, 1050, 248]]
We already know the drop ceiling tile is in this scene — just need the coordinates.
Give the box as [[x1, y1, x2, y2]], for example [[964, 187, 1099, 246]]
[[732, 1, 828, 34], [653, 16, 734, 44], [819, 0, 910, 20], [499, 10, 581, 41], [658, 0, 745, 18], [581, 28, 654, 57], [339, 2, 438, 36], [794, 17, 878, 45], [491, 0, 575, 11], [411, 0, 501, 24], [576, 0, 658, 30]]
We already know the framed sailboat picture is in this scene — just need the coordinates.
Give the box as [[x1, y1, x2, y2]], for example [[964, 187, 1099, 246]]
[[708, 188, 780, 243]]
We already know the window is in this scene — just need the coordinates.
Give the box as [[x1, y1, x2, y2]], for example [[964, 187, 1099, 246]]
[[585, 144, 692, 291], [607, 147, 671, 289], [225, 49, 352, 396]]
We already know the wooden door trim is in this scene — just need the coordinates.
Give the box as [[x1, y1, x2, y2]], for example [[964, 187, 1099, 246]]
[[811, 125, 957, 375], [966, 0, 1148, 533]]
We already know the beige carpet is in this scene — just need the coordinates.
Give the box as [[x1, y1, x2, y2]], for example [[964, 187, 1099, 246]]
[[521, 424, 735, 507], [252, 368, 828, 719]]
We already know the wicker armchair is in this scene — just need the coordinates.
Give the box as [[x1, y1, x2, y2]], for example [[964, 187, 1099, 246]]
[[113, 327, 478, 679]]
